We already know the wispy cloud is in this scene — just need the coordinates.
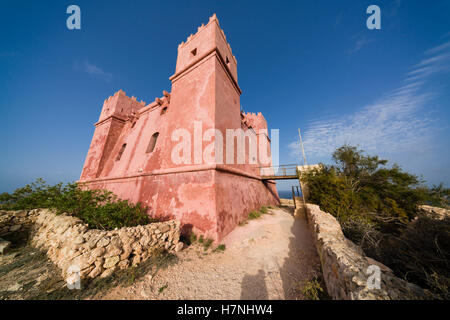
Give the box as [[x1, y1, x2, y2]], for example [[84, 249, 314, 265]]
[[348, 34, 374, 54], [74, 61, 113, 81], [290, 41, 450, 160]]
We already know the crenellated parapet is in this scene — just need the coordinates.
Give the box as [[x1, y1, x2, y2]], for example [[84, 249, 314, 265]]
[[177, 13, 237, 65], [173, 13, 239, 85], [97, 89, 147, 125], [241, 111, 268, 132]]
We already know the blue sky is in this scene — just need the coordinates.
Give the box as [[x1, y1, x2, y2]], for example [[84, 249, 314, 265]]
[[1, 0, 449, 193]]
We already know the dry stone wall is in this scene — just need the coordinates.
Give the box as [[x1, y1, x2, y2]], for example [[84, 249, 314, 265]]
[[419, 205, 450, 219], [306, 204, 432, 300], [0, 209, 38, 238], [0, 209, 182, 279]]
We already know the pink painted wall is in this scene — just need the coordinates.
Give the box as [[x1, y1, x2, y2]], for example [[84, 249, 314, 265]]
[[79, 14, 279, 241]]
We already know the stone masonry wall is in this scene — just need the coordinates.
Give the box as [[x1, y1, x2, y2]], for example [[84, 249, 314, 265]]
[[0, 209, 38, 238], [306, 204, 432, 300], [0, 209, 182, 279]]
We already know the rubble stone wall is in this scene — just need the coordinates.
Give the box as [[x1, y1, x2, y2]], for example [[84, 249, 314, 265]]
[[306, 204, 431, 300], [0, 209, 182, 279], [0, 209, 37, 237]]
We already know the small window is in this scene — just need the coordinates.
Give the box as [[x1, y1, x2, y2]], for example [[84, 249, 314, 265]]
[[116, 143, 127, 161], [160, 107, 168, 115], [191, 48, 197, 57], [146, 132, 159, 153], [226, 56, 231, 68]]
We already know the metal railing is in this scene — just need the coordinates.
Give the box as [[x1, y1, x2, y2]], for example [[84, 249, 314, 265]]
[[259, 164, 299, 179]]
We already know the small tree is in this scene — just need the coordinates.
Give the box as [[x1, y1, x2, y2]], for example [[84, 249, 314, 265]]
[[303, 145, 426, 230], [302, 145, 450, 298]]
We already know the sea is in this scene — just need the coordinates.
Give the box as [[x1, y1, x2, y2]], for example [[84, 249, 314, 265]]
[[277, 190, 302, 199]]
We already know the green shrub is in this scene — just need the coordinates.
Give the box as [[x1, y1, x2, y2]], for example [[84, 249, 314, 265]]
[[302, 145, 450, 299], [189, 232, 197, 244], [238, 220, 248, 226], [0, 179, 153, 230], [260, 206, 268, 214], [301, 277, 326, 300], [203, 238, 213, 251], [301, 145, 441, 232], [214, 244, 226, 252], [380, 214, 450, 299], [158, 284, 168, 294], [248, 211, 261, 220]]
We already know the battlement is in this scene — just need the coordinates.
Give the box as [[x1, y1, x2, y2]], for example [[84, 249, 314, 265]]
[[241, 111, 268, 132], [174, 14, 238, 83], [98, 89, 147, 124], [103, 89, 146, 108], [178, 13, 237, 65]]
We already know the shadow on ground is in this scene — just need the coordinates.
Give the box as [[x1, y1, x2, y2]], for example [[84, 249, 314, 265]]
[[0, 233, 178, 300], [281, 206, 329, 300], [240, 269, 269, 299], [238, 203, 327, 300]]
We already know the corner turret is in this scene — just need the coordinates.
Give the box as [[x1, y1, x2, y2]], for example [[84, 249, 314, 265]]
[[98, 89, 146, 124]]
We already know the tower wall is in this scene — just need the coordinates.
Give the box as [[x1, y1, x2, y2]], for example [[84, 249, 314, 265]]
[[79, 14, 279, 241]]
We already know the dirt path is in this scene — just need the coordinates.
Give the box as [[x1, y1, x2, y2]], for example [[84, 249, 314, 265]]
[[99, 206, 321, 300]]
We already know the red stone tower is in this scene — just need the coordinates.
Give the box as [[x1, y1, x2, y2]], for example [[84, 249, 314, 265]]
[[80, 14, 279, 241]]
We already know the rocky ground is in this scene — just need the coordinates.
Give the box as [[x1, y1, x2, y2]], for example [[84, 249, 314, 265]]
[[97, 205, 322, 300], [0, 238, 67, 299], [0, 203, 322, 300]]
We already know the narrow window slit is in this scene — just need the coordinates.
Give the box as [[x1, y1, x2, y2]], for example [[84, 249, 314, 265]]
[[146, 132, 159, 153], [116, 143, 127, 161]]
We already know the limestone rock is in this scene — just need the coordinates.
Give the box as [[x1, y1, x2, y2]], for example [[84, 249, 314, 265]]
[[132, 255, 141, 266], [80, 265, 95, 277], [73, 236, 85, 244], [174, 242, 184, 252], [118, 260, 130, 270], [420, 205, 450, 220], [94, 258, 104, 268], [91, 247, 106, 259], [88, 266, 103, 278], [306, 204, 430, 300], [132, 242, 142, 254], [15, 210, 28, 217], [104, 255, 120, 269], [96, 237, 110, 248], [9, 225, 21, 232], [104, 244, 122, 258], [139, 235, 151, 247], [100, 267, 116, 278], [0, 238, 11, 254], [7, 283, 22, 292], [120, 244, 132, 260], [1, 208, 181, 281]]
